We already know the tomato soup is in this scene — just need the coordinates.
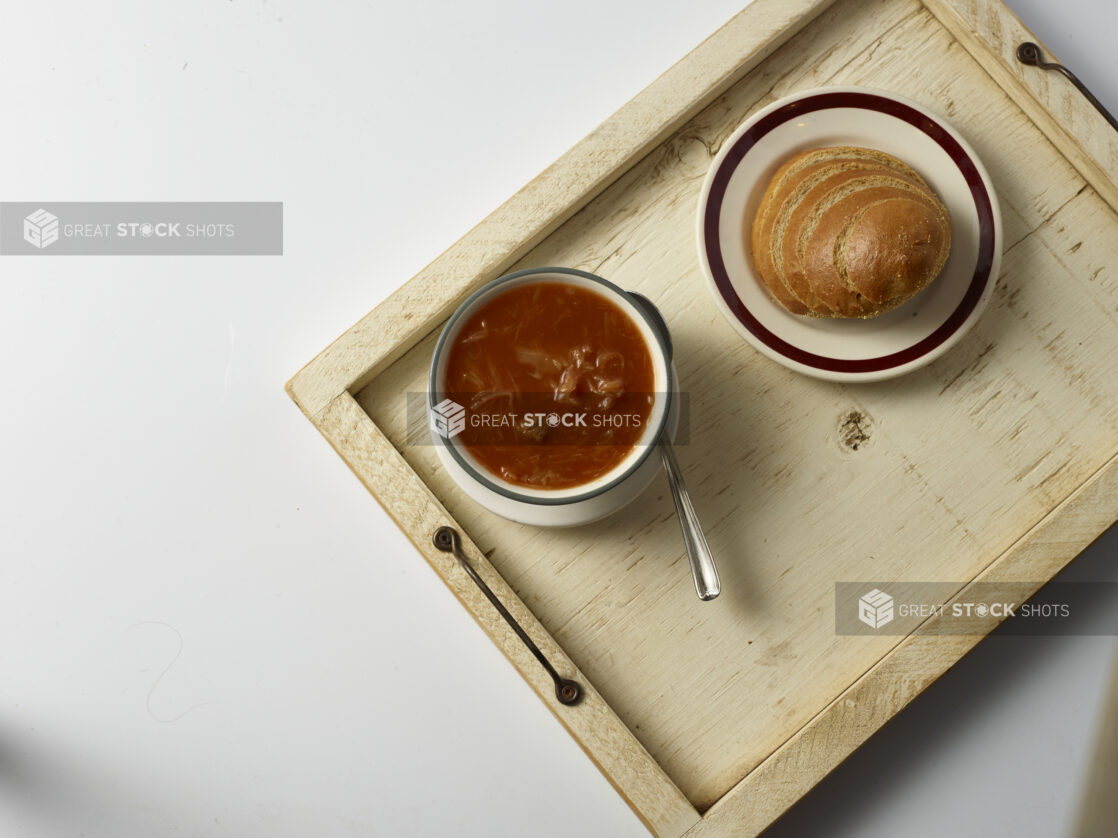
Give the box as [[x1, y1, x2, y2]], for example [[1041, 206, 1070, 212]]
[[442, 281, 658, 490]]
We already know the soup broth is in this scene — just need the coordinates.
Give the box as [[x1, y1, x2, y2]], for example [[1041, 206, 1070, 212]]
[[443, 281, 657, 490]]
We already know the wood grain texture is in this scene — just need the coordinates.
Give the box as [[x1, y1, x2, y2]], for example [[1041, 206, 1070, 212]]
[[314, 392, 700, 838], [290, 0, 1118, 834], [285, 0, 839, 420]]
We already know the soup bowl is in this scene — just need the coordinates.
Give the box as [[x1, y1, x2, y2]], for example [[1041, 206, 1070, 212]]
[[428, 267, 678, 527]]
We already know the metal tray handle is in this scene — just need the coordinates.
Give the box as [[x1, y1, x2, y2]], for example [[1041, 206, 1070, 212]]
[[1016, 42, 1118, 133], [433, 526, 583, 706]]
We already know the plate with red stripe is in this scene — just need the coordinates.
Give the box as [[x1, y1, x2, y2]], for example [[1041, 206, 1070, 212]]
[[696, 87, 1002, 382]]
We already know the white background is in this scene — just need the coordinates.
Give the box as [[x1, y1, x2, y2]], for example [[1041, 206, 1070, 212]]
[[1, 1, 1116, 836]]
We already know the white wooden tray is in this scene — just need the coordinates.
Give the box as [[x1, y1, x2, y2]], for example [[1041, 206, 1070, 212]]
[[287, 0, 1118, 833]]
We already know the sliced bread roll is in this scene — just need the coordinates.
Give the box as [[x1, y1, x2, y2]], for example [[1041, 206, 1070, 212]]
[[750, 146, 929, 315], [748, 146, 951, 318], [775, 168, 928, 314], [801, 178, 947, 316]]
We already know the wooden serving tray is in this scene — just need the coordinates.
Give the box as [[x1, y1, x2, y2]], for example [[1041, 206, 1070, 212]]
[[287, 0, 1118, 834]]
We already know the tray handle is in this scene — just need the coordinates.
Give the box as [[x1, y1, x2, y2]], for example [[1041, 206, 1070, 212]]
[[1016, 42, 1118, 133], [433, 526, 583, 706]]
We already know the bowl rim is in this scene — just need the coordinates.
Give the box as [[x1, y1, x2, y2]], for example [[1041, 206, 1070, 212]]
[[428, 266, 674, 506]]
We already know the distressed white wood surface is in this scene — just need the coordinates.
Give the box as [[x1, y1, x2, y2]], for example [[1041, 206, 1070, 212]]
[[355, 0, 1118, 814], [290, 0, 1118, 833]]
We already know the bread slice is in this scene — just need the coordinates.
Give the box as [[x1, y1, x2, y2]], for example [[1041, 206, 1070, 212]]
[[776, 168, 927, 314], [839, 197, 951, 305], [800, 178, 947, 316]]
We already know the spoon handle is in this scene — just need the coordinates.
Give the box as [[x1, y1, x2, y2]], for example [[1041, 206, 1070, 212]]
[[659, 438, 721, 601]]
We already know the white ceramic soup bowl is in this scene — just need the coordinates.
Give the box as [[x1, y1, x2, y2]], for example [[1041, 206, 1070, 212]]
[[428, 267, 678, 527]]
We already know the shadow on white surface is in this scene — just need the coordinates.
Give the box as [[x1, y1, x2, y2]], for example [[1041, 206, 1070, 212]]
[[762, 524, 1118, 838]]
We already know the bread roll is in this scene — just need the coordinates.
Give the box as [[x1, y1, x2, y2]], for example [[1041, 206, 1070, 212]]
[[749, 146, 951, 318]]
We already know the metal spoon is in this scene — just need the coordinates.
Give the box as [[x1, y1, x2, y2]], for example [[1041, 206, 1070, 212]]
[[629, 293, 721, 601]]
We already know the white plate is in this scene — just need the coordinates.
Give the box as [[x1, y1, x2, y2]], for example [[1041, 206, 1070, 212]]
[[696, 86, 1002, 382]]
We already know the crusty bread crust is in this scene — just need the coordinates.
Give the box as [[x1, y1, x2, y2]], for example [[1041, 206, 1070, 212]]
[[748, 146, 951, 318]]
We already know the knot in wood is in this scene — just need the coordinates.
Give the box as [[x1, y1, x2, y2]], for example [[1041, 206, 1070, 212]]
[[839, 410, 872, 451]]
